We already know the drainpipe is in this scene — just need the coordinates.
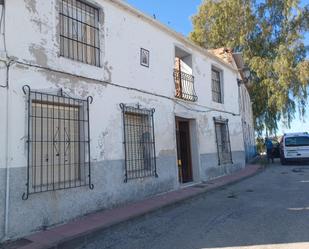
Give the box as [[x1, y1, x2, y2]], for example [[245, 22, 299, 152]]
[[237, 79, 247, 162], [0, 61, 9, 243], [0, 0, 12, 241], [3, 72, 9, 241], [3, 61, 14, 241]]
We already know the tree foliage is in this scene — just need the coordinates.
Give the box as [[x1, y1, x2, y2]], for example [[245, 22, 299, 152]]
[[190, 0, 309, 135]]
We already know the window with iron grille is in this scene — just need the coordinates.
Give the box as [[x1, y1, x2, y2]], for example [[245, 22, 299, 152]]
[[214, 117, 233, 165], [120, 104, 157, 182], [173, 69, 198, 102], [22, 85, 93, 200], [212, 68, 222, 103], [59, 0, 100, 66]]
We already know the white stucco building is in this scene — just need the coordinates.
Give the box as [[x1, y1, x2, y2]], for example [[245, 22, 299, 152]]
[[208, 48, 257, 162], [0, 0, 255, 241], [238, 76, 257, 162]]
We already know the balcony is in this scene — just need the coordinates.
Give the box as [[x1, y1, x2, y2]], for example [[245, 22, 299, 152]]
[[173, 69, 198, 102]]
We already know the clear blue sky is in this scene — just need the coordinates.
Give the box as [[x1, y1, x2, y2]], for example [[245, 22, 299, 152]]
[[125, 0, 309, 134], [125, 0, 201, 36]]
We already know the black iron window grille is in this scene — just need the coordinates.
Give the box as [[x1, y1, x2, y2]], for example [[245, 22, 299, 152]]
[[214, 117, 233, 165], [59, 0, 100, 66], [120, 103, 158, 182], [173, 69, 198, 102], [212, 68, 222, 103], [22, 85, 94, 200]]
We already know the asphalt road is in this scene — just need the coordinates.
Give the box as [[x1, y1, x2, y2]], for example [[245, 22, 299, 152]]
[[82, 161, 309, 249]]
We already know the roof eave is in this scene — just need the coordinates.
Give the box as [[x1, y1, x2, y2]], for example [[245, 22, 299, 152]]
[[107, 0, 238, 72]]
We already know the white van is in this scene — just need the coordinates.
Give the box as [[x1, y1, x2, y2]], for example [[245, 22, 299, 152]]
[[280, 132, 309, 165]]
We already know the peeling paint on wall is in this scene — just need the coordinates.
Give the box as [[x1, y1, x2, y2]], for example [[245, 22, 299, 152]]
[[103, 62, 113, 82], [30, 18, 44, 33], [133, 95, 158, 105], [29, 44, 48, 67], [26, 0, 51, 35], [97, 131, 108, 160], [25, 0, 38, 15], [53, 0, 61, 53], [36, 68, 108, 94]]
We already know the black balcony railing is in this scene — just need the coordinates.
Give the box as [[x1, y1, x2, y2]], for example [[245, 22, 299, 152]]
[[173, 69, 198, 102]]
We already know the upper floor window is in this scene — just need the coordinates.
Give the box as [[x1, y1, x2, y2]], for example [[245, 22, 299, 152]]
[[174, 47, 197, 102], [212, 67, 223, 103], [59, 0, 100, 66]]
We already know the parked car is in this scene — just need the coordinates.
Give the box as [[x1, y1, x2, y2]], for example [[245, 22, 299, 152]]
[[280, 132, 309, 165]]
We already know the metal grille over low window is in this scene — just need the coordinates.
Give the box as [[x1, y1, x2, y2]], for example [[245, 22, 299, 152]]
[[59, 0, 100, 66], [214, 117, 233, 165], [212, 68, 222, 103], [22, 85, 94, 200], [120, 103, 158, 182]]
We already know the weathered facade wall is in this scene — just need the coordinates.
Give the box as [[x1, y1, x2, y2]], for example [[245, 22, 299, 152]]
[[0, 0, 247, 241], [239, 84, 257, 162]]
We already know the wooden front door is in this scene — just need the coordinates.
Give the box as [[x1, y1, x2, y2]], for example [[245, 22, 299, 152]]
[[176, 119, 193, 183]]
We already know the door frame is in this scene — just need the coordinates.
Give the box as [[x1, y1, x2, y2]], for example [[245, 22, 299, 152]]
[[175, 117, 193, 183]]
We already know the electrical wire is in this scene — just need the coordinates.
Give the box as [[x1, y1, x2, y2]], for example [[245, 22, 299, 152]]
[[0, 58, 240, 116], [0, 0, 239, 115]]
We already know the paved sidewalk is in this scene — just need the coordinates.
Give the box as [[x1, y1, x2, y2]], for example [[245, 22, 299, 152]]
[[2, 164, 262, 249]]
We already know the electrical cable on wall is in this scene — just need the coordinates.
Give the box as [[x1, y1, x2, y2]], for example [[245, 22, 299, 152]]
[[0, 57, 240, 116], [0, 0, 239, 115], [173, 99, 240, 116]]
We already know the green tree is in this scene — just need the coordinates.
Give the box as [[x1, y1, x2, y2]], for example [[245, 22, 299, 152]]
[[190, 0, 309, 135]]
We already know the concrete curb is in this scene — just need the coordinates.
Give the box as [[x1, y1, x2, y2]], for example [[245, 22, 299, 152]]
[[1, 164, 263, 249]]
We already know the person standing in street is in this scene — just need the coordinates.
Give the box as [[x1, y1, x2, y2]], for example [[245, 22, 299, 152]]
[[265, 137, 274, 163]]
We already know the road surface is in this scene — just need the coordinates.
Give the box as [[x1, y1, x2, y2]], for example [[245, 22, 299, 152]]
[[82, 161, 309, 249]]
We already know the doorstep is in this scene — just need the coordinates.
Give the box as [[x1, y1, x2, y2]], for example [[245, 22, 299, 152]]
[[1, 164, 262, 249]]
